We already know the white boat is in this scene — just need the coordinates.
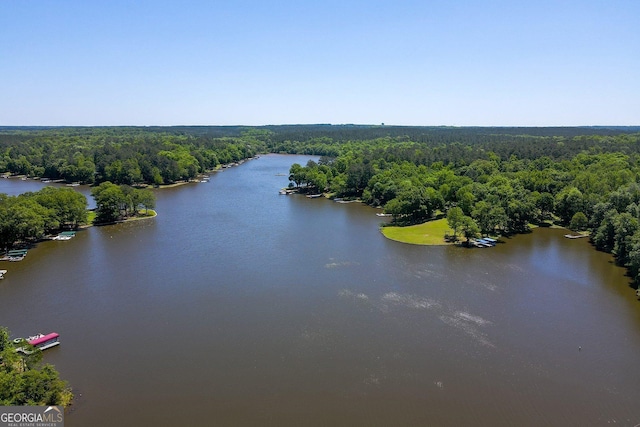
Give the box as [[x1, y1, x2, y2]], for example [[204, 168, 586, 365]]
[[53, 235, 73, 240], [0, 270, 6, 279]]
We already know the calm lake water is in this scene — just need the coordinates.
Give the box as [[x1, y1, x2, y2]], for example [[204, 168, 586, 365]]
[[1, 154, 640, 426]]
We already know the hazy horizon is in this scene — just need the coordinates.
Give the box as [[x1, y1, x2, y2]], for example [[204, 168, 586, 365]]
[[1, 123, 639, 129]]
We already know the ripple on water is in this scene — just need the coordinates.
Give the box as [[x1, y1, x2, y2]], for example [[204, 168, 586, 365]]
[[381, 291, 440, 310], [339, 289, 495, 347]]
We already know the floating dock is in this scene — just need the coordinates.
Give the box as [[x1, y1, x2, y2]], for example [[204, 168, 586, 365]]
[[15, 332, 60, 355], [53, 231, 76, 240], [470, 238, 497, 248], [1, 249, 27, 261]]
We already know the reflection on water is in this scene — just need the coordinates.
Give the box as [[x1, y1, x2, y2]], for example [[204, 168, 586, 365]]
[[0, 155, 639, 426]]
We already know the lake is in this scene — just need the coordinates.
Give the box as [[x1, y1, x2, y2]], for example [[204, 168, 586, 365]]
[[1, 154, 639, 426]]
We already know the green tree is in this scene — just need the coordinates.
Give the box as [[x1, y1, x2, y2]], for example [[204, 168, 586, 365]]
[[150, 167, 163, 185], [345, 162, 374, 195], [555, 187, 584, 224], [456, 189, 475, 216], [288, 163, 305, 188], [131, 188, 156, 214], [447, 207, 464, 240], [536, 192, 555, 219], [306, 168, 328, 193], [613, 213, 639, 266], [506, 198, 534, 233], [35, 187, 88, 228], [592, 209, 618, 252], [7, 199, 48, 243], [472, 201, 493, 235], [460, 215, 480, 244], [569, 212, 588, 231], [92, 182, 127, 223]]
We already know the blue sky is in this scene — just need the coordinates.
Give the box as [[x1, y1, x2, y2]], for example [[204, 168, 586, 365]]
[[1, 0, 638, 126]]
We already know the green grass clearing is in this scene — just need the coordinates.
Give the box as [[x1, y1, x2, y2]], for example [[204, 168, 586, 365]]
[[86, 211, 96, 225], [381, 218, 452, 245]]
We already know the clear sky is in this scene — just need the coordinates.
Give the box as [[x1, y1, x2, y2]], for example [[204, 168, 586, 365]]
[[1, 0, 638, 126]]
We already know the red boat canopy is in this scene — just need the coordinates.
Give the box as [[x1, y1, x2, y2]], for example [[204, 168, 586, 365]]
[[28, 333, 59, 346]]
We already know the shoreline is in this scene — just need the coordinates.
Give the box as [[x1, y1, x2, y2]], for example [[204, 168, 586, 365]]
[[1, 155, 261, 190], [89, 210, 157, 227], [380, 218, 576, 246]]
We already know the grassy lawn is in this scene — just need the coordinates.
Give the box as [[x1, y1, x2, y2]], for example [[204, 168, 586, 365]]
[[86, 211, 96, 225], [380, 218, 452, 245]]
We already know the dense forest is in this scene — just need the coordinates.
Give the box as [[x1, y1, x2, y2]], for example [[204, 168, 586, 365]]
[[2, 125, 640, 288], [1, 125, 639, 186], [0, 127, 266, 185]]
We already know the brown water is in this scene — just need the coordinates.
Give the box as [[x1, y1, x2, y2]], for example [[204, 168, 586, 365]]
[[1, 155, 640, 426]]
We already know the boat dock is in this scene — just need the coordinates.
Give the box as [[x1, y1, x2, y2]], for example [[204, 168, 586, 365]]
[[471, 237, 498, 248], [15, 332, 60, 355], [52, 231, 76, 240], [1, 249, 28, 261], [564, 234, 588, 239]]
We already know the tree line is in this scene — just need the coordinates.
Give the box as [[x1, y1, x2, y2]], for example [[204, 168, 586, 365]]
[[0, 127, 266, 185], [2, 126, 639, 187]]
